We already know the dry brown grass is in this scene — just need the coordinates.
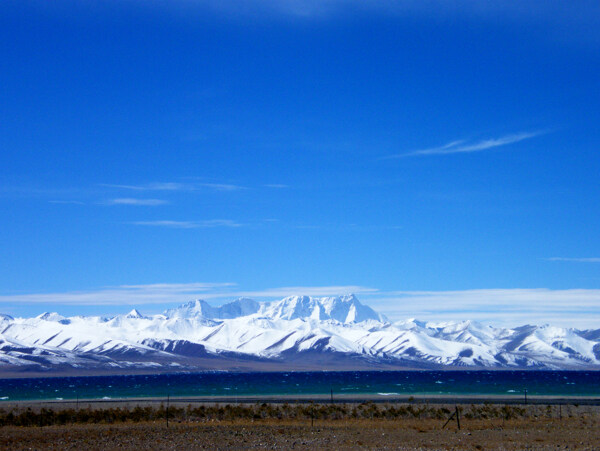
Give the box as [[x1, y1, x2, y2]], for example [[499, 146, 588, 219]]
[[1, 414, 599, 450]]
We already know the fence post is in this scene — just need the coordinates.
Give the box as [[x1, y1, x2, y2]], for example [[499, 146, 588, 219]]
[[166, 394, 170, 428], [559, 404, 562, 421], [442, 410, 456, 429], [455, 405, 460, 430]]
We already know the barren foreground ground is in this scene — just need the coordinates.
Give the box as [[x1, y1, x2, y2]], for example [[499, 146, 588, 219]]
[[2, 416, 600, 450]]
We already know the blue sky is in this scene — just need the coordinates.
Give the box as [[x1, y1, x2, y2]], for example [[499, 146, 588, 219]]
[[1, 1, 600, 326]]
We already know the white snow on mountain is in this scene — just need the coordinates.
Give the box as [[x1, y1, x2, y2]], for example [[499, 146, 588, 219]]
[[164, 297, 260, 320], [0, 295, 599, 372]]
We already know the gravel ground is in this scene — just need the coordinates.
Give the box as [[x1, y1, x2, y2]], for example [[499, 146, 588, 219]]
[[2, 417, 600, 450]]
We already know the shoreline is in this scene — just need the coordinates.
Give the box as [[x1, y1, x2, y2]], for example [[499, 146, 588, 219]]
[[3, 393, 600, 407], [2, 367, 600, 380]]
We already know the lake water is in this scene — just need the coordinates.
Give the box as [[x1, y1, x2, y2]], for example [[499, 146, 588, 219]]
[[1, 371, 599, 402]]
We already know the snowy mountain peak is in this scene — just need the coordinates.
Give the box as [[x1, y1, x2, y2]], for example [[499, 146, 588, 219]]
[[264, 295, 323, 321], [262, 294, 386, 323], [0, 313, 13, 329], [163, 299, 211, 319], [163, 298, 260, 320], [126, 309, 144, 319], [2, 295, 599, 373], [159, 295, 384, 324], [36, 312, 67, 322], [217, 297, 261, 319]]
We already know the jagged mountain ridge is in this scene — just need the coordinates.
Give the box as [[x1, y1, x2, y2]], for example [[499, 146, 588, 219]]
[[1, 295, 599, 374]]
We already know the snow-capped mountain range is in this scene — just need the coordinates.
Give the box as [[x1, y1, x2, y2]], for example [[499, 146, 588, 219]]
[[1, 294, 599, 374]]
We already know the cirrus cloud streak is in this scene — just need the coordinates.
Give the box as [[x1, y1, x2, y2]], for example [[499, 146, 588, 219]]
[[104, 198, 168, 206], [383, 131, 544, 159], [545, 257, 600, 263], [368, 288, 600, 328], [130, 220, 242, 228], [0, 284, 377, 308]]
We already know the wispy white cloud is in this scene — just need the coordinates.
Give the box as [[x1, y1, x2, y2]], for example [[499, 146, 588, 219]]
[[102, 182, 188, 191], [0, 283, 235, 307], [101, 182, 246, 192], [131, 219, 242, 228], [545, 257, 600, 263], [0, 283, 376, 308], [200, 183, 246, 191], [366, 288, 600, 328], [104, 198, 168, 206], [220, 285, 379, 299], [383, 131, 544, 159]]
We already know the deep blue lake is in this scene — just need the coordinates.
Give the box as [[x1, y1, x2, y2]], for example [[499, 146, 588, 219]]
[[1, 371, 599, 402]]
